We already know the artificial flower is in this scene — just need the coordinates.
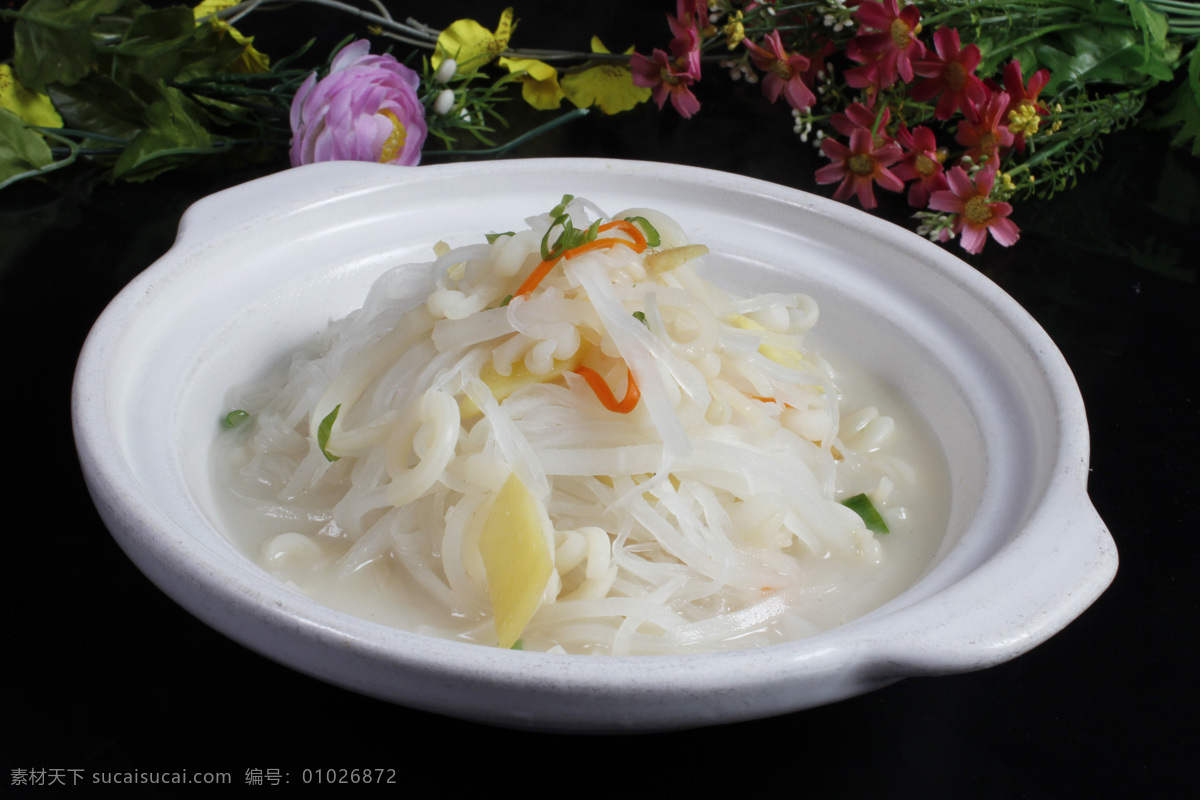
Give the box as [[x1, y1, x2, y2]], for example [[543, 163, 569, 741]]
[[499, 56, 565, 110], [676, 0, 710, 20], [193, 0, 270, 74], [630, 48, 701, 118], [289, 40, 427, 167], [845, 0, 925, 90], [892, 123, 948, 208], [1000, 61, 1050, 150], [433, 8, 514, 73], [815, 127, 904, 209], [667, 12, 704, 82], [910, 27, 987, 120], [955, 90, 1015, 166], [0, 65, 62, 129], [723, 10, 746, 49], [830, 101, 890, 141], [928, 165, 1020, 254], [743, 30, 816, 111], [561, 38, 651, 115]]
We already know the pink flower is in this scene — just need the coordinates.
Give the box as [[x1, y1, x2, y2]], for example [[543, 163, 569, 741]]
[[676, 0, 709, 23], [892, 124, 948, 208], [830, 101, 890, 139], [815, 127, 904, 209], [955, 90, 1015, 165], [631, 47, 702, 118], [910, 28, 987, 120], [1000, 60, 1050, 151], [845, 0, 926, 91], [289, 40, 427, 167], [928, 165, 1020, 254], [667, 12, 703, 81], [743, 30, 816, 111]]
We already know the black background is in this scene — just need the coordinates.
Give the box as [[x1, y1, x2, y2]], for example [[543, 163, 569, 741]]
[[3, 1, 1197, 796]]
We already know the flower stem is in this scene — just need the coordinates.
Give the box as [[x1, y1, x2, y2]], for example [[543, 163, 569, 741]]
[[423, 108, 590, 159]]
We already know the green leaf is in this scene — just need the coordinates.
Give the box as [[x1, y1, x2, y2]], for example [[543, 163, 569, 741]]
[[1128, 0, 1170, 47], [48, 75, 148, 141], [0, 107, 54, 183], [112, 84, 215, 181], [1037, 26, 1153, 93], [316, 404, 341, 462], [9, 0, 134, 91], [1144, 73, 1200, 156], [104, 5, 201, 87]]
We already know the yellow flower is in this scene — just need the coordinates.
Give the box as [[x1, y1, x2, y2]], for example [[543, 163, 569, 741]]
[[193, 0, 270, 74], [560, 37, 651, 115], [498, 57, 564, 110], [433, 8, 515, 73], [1007, 102, 1041, 138], [723, 11, 746, 49], [0, 65, 63, 129]]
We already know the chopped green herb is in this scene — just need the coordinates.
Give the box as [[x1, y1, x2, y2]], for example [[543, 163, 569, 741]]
[[549, 194, 574, 218], [485, 231, 515, 244], [538, 195, 605, 261], [317, 404, 341, 462], [221, 409, 250, 429], [500, 294, 514, 307], [623, 216, 661, 247], [632, 310, 647, 326], [540, 212, 570, 260], [842, 493, 889, 534]]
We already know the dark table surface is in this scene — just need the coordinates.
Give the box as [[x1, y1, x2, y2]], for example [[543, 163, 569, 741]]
[[4, 2, 1197, 796]]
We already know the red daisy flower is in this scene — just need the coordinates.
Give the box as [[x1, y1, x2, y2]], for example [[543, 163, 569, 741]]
[[667, 12, 702, 81], [910, 28, 987, 120], [955, 89, 1015, 165], [845, 0, 926, 90], [892, 124, 948, 208], [743, 30, 817, 111], [1001, 60, 1051, 151], [816, 127, 904, 209], [830, 101, 891, 139], [631, 13, 703, 119], [631, 48, 701, 118], [928, 165, 1020, 254]]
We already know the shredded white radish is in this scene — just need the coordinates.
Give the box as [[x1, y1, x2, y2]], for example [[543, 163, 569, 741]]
[[215, 196, 934, 654]]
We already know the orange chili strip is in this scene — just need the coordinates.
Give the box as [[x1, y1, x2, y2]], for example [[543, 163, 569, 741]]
[[574, 365, 641, 413], [752, 395, 793, 408], [513, 254, 564, 297], [513, 220, 649, 298], [598, 219, 648, 249]]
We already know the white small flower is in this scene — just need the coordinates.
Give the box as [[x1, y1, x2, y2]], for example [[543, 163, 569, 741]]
[[434, 58, 457, 84], [433, 88, 456, 115]]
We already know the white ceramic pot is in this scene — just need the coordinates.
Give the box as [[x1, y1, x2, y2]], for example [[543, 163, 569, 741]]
[[73, 159, 1116, 732]]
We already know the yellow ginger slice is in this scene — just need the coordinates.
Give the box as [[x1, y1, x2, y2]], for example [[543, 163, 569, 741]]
[[460, 343, 589, 419], [479, 473, 555, 648], [644, 244, 709, 273], [725, 313, 805, 370]]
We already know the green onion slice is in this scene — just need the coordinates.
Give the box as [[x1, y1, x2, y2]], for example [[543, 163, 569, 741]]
[[317, 404, 341, 462], [842, 493, 890, 534], [623, 216, 661, 247], [221, 409, 250, 429]]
